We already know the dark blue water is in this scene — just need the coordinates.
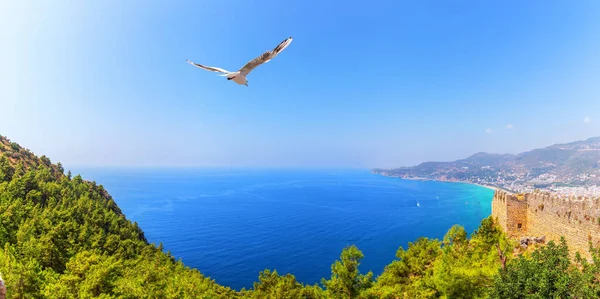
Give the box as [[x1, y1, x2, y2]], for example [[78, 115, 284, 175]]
[[74, 168, 493, 290]]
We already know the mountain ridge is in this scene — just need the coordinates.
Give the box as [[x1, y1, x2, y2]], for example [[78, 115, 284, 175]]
[[373, 136, 600, 194]]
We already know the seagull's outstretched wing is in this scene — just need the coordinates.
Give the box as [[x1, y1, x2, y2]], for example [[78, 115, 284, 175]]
[[186, 59, 230, 74], [238, 37, 293, 76]]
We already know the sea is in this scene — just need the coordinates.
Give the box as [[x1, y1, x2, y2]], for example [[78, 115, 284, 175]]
[[75, 168, 494, 290]]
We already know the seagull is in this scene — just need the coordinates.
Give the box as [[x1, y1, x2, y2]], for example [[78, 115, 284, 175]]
[[186, 36, 293, 87]]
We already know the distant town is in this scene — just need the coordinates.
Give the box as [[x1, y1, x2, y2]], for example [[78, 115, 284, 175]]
[[373, 136, 600, 197]]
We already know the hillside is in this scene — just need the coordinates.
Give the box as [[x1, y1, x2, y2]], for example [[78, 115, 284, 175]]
[[373, 136, 600, 194], [0, 135, 238, 298], [0, 137, 64, 178], [3, 134, 600, 298]]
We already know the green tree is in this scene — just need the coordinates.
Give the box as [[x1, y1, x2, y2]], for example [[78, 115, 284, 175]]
[[40, 155, 51, 166], [322, 245, 373, 298], [10, 142, 20, 151], [247, 269, 325, 299], [56, 162, 64, 174], [367, 237, 441, 298], [432, 221, 509, 299], [491, 237, 573, 298], [0, 136, 239, 298], [0, 156, 13, 182]]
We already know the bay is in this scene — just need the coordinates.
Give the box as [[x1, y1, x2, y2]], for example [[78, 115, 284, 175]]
[[75, 168, 494, 290]]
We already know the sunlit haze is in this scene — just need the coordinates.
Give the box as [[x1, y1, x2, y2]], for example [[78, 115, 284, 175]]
[[1, 1, 599, 168]]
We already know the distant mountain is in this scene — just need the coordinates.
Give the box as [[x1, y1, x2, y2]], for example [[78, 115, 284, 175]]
[[373, 137, 600, 192]]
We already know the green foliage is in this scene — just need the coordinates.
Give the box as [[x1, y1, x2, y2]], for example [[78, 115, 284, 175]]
[[321, 245, 373, 298], [365, 237, 441, 298], [490, 237, 600, 298], [39, 155, 51, 166], [364, 218, 512, 299], [245, 269, 326, 299], [3, 135, 600, 298], [0, 156, 14, 182], [9, 142, 20, 151], [56, 162, 64, 174], [0, 137, 237, 298], [432, 224, 497, 299]]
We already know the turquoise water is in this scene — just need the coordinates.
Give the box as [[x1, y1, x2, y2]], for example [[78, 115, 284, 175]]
[[75, 168, 494, 290]]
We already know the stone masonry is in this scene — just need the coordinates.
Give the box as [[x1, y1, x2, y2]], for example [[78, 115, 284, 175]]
[[492, 189, 600, 259]]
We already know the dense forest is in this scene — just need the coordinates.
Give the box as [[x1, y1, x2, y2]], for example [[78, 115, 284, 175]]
[[2, 134, 600, 298]]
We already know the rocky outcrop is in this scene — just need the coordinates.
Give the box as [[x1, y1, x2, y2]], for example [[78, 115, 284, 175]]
[[519, 236, 546, 248]]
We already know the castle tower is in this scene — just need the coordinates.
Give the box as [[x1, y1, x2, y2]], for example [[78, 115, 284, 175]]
[[492, 190, 528, 238]]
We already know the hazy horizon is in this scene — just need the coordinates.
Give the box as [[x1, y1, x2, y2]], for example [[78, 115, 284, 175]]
[[2, 1, 599, 169], [11, 134, 600, 171]]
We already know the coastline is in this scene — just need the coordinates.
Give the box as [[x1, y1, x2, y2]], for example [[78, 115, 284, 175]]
[[373, 172, 501, 193], [456, 181, 500, 192]]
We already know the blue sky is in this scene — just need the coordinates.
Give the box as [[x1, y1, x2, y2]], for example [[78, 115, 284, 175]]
[[1, 0, 599, 168]]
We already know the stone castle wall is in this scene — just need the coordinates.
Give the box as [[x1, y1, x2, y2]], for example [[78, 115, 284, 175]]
[[492, 190, 600, 258], [491, 191, 508, 234]]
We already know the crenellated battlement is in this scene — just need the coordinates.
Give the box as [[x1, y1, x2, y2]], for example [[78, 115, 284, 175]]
[[492, 189, 600, 259]]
